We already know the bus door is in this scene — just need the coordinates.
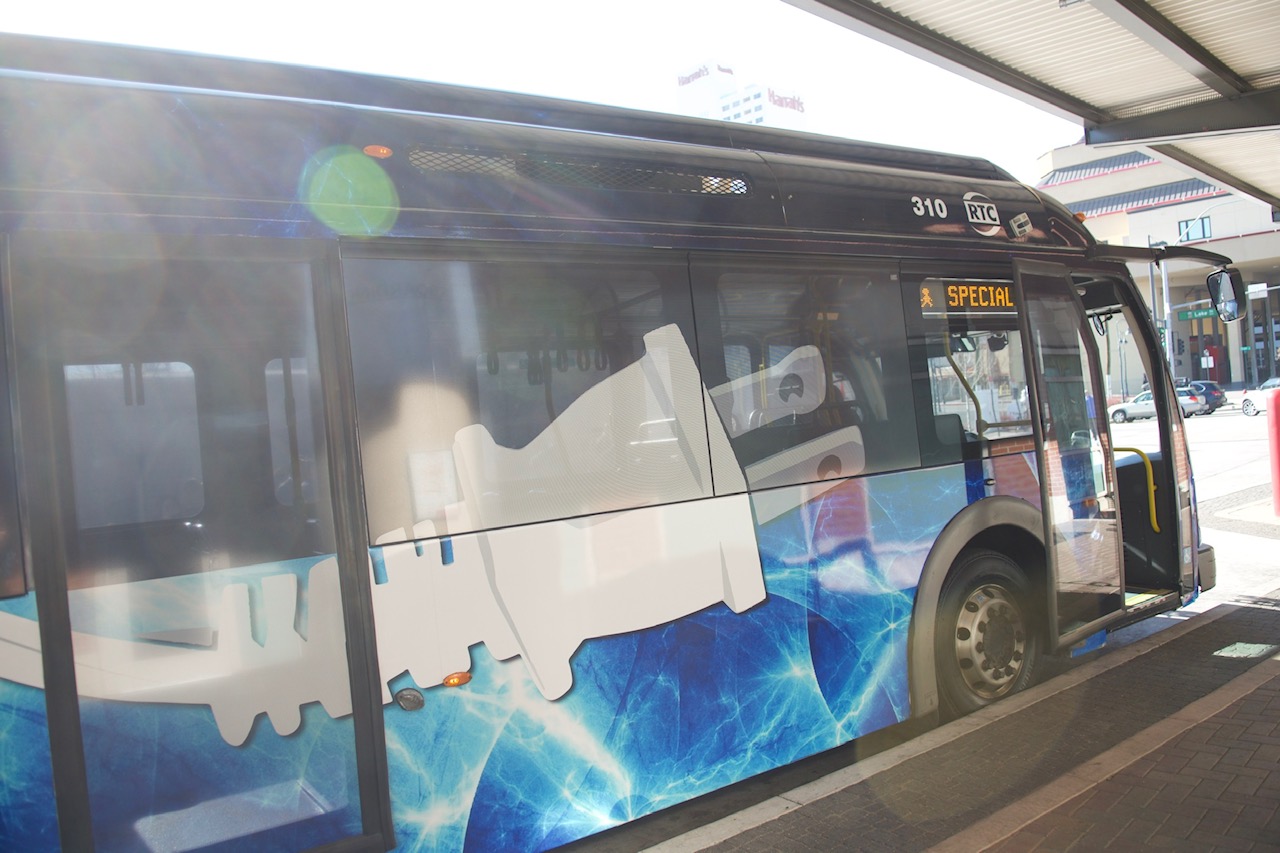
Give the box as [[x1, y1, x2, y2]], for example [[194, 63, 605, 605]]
[[1073, 271, 1194, 608], [8, 235, 384, 851], [1014, 260, 1125, 647]]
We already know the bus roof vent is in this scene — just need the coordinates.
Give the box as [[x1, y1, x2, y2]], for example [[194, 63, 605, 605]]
[[407, 146, 751, 196]]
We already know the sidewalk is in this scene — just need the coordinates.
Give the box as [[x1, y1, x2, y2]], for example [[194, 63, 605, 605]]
[[1200, 483, 1280, 540], [617, 504, 1280, 853], [974, 658, 1280, 851]]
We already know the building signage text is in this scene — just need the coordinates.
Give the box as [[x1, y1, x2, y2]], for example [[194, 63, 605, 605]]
[[678, 66, 709, 86], [768, 89, 805, 113]]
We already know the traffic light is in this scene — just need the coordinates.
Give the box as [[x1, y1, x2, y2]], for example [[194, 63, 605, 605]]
[[1177, 338, 1185, 355]]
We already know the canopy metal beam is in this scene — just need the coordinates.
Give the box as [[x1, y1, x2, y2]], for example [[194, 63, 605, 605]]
[[1082, 0, 1251, 97], [1086, 86, 1280, 145]]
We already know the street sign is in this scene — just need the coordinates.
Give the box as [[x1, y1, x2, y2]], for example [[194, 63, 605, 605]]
[[1178, 308, 1217, 320]]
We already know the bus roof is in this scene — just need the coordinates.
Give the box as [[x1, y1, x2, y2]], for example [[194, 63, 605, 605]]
[[0, 32, 1095, 253], [0, 32, 1013, 182]]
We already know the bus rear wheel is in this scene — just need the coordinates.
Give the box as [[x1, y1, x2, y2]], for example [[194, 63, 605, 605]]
[[935, 549, 1040, 719]]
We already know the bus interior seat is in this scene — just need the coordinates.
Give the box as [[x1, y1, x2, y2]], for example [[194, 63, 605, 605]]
[[920, 412, 964, 466]]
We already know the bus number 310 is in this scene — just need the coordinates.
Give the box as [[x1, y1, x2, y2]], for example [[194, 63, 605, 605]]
[[911, 195, 948, 218]]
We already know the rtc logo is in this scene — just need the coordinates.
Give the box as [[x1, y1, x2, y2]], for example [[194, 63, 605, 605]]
[[963, 192, 1002, 237]]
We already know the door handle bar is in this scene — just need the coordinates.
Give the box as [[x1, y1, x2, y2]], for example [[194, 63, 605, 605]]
[[1114, 446, 1160, 533]]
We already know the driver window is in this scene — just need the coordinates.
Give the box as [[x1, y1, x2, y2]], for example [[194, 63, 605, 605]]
[[911, 276, 1033, 465]]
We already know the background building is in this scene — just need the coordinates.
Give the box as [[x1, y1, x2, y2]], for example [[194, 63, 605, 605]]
[[1036, 143, 1280, 392], [674, 61, 811, 132]]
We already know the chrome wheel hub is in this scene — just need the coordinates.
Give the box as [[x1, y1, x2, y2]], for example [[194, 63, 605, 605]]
[[953, 583, 1026, 700]]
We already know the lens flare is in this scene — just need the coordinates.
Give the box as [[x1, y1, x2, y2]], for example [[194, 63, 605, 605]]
[[300, 145, 399, 236]]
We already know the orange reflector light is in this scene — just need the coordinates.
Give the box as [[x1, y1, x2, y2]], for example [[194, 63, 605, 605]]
[[1075, 212, 1087, 222], [363, 144, 393, 159], [443, 671, 472, 688]]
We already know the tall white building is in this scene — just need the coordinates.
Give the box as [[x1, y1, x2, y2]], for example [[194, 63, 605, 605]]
[[674, 61, 811, 132]]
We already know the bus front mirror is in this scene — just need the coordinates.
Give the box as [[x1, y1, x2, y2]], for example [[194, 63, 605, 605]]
[[1207, 267, 1246, 322]]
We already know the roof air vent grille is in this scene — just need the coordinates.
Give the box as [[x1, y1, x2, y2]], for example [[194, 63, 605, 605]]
[[407, 146, 750, 196]]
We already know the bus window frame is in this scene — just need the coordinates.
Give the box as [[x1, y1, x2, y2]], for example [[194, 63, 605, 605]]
[[0, 235, 28, 599]]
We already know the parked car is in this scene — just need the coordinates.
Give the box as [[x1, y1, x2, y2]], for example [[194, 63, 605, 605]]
[[1241, 376, 1280, 416], [1108, 388, 1208, 422], [1189, 380, 1227, 412]]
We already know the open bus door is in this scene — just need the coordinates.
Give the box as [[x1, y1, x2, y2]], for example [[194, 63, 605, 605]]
[[1014, 260, 1127, 650]]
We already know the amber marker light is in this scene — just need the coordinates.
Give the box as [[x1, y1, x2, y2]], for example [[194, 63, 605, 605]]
[[443, 671, 472, 688], [1075, 212, 1087, 223], [363, 144, 394, 159]]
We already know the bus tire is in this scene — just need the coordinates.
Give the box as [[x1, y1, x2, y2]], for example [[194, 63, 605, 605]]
[[935, 549, 1040, 719]]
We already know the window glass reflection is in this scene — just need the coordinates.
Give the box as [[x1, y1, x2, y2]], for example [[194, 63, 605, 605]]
[[695, 262, 918, 492], [344, 254, 705, 542], [64, 362, 202, 528]]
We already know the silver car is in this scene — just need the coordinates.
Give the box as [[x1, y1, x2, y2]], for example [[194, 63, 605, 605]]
[[1109, 388, 1207, 422], [1242, 376, 1280, 416]]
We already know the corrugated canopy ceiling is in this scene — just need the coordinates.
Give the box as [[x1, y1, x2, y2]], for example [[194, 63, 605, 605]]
[[786, 0, 1280, 208]]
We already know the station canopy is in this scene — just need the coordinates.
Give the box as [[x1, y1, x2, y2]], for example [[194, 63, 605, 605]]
[[787, 0, 1280, 209]]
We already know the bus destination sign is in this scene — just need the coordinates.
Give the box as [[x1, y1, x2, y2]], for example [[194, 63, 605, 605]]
[[920, 280, 1017, 318]]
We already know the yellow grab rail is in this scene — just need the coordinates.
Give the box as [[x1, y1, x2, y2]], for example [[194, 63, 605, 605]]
[[1114, 447, 1160, 533]]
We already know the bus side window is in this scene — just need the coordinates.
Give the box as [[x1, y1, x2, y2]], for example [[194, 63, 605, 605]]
[[695, 261, 919, 492], [344, 251, 705, 544], [13, 246, 336, 589], [63, 362, 204, 528]]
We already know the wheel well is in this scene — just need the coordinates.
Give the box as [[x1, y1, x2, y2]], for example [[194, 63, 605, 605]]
[[966, 525, 1048, 624], [908, 498, 1047, 719]]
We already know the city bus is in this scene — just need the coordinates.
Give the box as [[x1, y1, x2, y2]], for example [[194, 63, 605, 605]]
[[0, 33, 1249, 853]]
